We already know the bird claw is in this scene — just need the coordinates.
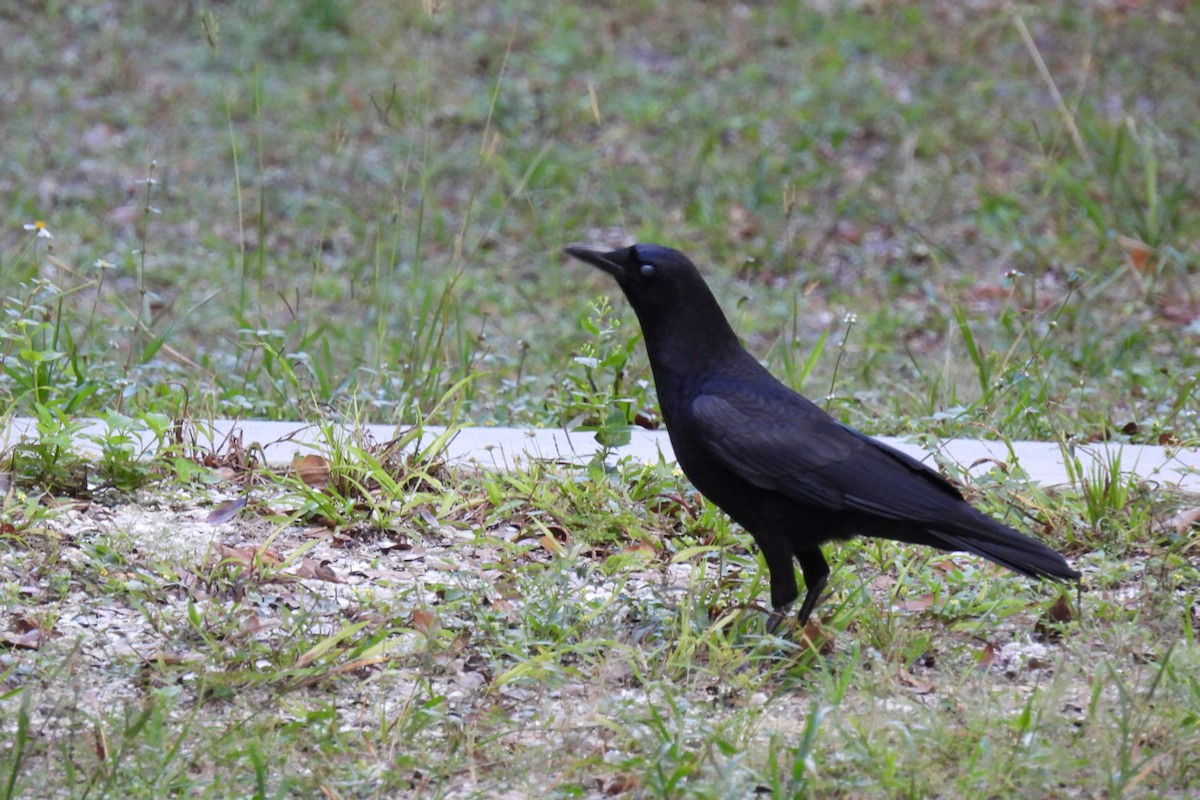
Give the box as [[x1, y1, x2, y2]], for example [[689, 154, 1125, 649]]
[[764, 605, 792, 635]]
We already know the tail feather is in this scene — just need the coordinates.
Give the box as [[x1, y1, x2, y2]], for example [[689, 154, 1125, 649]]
[[933, 527, 1080, 580], [893, 511, 1079, 581]]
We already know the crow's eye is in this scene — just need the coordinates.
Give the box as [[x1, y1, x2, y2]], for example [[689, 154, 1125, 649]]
[[640, 263, 656, 279]]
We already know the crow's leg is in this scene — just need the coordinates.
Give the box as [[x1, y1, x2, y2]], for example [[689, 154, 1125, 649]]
[[757, 535, 799, 633], [795, 549, 830, 626]]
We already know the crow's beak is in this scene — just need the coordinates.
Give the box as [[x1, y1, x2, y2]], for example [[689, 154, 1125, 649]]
[[564, 245, 624, 280]]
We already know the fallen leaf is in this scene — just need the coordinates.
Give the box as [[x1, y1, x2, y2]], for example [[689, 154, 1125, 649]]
[[1117, 234, 1153, 273], [968, 456, 1009, 475], [378, 538, 415, 552], [539, 533, 565, 556], [622, 541, 658, 557], [800, 620, 834, 654], [214, 543, 282, 569], [93, 723, 109, 762], [411, 608, 437, 634], [1, 628, 42, 650], [1161, 506, 1200, 537], [897, 668, 936, 694], [835, 218, 861, 244], [293, 558, 341, 583], [206, 496, 247, 525], [42, 496, 90, 512], [293, 454, 331, 488], [141, 652, 190, 666], [300, 526, 334, 539], [1035, 594, 1075, 641], [1045, 594, 1074, 624], [895, 594, 935, 612], [392, 544, 426, 562], [235, 614, 267, 639], [930, 559, 961, 575], [633, 409, 659, 429], [596, 773, 641, 796]]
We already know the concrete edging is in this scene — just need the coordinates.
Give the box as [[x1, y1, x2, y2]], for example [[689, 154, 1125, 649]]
[[2, 417, 1198, 492]]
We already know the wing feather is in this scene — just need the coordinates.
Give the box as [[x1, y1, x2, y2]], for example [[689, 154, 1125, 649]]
[[690, 382, 963, 521]]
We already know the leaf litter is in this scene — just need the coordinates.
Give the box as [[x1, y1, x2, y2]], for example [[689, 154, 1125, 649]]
[[0, 470, 1194, 794]]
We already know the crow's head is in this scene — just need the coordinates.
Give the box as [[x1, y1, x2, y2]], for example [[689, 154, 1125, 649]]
[[564, 242, 710, 307]]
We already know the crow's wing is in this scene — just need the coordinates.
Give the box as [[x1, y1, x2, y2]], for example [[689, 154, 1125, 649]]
[[690, 380, 964, 520]]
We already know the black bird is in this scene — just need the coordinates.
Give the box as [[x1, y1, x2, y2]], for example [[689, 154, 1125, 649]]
[[565, 243, 1080, 629]]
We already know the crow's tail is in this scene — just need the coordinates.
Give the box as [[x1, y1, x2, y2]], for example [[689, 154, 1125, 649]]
[[906, 512, 1080, 581]]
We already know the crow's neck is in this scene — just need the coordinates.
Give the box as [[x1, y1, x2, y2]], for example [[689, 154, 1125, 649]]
[[635, 302, 747, 406]]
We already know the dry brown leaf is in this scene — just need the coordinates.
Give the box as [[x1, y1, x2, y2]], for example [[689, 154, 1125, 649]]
[[835, 218, 861, 244], [540, 532, 565, 556], [236, 614, 267, 639], [358, 567, 412, 581], [42, 496, 90, 512], [300, 526, 334, 539], [633, 409, 659, 429], [726, 202, 759, 240], [1162, 506, 1200, 537], [93, 723, 109, 762], [293, 454, 331, 487], [328, 656, 390, 676], [411, 608, 437, 634], [1045, 594, 1074, 624], [214, 543, 282, 568], [930, 559, 961, 575], [293, 558, 341, 583], [1035, 594, 1075, 641], [313, 560, 340, 583], [597, 773, 641, 796], [543, 522, 570, 543], [898, 668, 936, 694], [800, 620, 835, 654], [622, 541, 658, 557], [173, 567, 208, 596], [1, 628, 42, 650], [968, 456, 1009, 474], [1117, 234, 1153, 273], [141, 652, 190, 666], [895, 594, 935, 612]]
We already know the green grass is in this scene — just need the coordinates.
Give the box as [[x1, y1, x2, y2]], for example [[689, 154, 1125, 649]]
[[1, 443, 1196, 797], [3, 0, 1200, 796], [2, 0, 1197, 438]]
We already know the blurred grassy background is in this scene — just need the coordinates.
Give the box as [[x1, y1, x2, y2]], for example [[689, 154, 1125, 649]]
[[2, 0, 1197, 440]]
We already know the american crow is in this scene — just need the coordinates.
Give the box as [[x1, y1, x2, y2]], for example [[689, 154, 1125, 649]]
[[565, 243, 1080, 629]]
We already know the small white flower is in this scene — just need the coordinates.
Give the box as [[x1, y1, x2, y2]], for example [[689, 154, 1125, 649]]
[[1004, 269, 1025, 279], [93, 258, 116, 271], [843, 312, 858, 325], [23, 221, 52, 239]]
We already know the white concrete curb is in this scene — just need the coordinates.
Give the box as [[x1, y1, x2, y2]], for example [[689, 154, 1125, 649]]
[[2, 417, 1198, 492]]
